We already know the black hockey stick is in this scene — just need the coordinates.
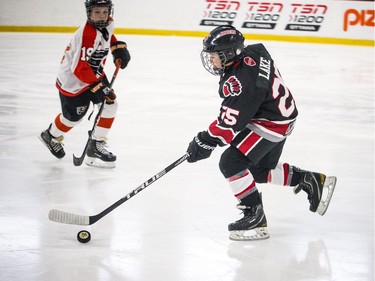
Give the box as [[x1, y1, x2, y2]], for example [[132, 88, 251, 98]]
[[73, 65, 120, 166], [49, 153, 189, 225]]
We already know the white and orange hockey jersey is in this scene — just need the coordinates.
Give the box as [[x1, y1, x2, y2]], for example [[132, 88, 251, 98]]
[[56, 18, 118, 97]]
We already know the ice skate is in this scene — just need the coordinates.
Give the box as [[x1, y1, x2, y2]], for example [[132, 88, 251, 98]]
[[39, 126, 65, 159], [294, 169, 336, 215], [228, 194, 270, 241], [85, 139, 116, 168]]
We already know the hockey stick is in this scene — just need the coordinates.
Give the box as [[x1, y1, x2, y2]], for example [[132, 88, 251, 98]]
[[49, 153, 189, 225], [73, 65, 121, 166]]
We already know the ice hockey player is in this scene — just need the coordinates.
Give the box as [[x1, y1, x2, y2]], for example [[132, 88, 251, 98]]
[[39, 0, 130, 168], [186, 25, 336, 241]]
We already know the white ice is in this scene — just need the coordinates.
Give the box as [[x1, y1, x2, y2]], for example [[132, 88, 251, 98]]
[[0, 32, 374, 281]]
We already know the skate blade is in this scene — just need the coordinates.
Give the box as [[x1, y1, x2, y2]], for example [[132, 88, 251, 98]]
[[85, 156, 116, 169], [229, 227, 270, 241], [316, 176, 337, 216]]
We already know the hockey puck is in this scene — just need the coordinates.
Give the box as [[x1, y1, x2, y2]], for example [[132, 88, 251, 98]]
[[77, 230, 91, 243]]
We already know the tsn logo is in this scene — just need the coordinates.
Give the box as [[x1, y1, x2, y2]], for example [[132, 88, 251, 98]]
[[246, 2, 283, 22], [289, 4, 328, 24], [247, 2, 283, 13], [203, 0, 241, 21], [343, 9, 375, 31], [205, 0, 240, 10], [290, 3, 327, 15]]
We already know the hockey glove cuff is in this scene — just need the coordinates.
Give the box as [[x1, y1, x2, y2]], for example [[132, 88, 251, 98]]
[[111, 41, 131, 69], [187, 131, 217, 163]]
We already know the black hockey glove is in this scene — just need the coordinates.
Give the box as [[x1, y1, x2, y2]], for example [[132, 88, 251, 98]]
[[90, 80, 116, 104], [186, 131, 217, 163], [111, 41, 131, 69]]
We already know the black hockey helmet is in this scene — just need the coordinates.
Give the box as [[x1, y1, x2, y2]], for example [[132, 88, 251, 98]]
[[85, 0, 113, 29], [201, 25, 245, 75]]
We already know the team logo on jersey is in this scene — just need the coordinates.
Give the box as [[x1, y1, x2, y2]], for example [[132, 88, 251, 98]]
[[244, 56, 256, 66], [223, 76, 242, 97], [76, 106, 87, 115]]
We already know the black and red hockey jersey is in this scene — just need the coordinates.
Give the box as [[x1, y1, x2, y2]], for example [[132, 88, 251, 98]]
[[208, 43, 298, 144]]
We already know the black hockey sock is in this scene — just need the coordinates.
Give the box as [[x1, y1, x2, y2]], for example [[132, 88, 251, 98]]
[[290, 166, 301, 186], [240, 190, 261, 207]]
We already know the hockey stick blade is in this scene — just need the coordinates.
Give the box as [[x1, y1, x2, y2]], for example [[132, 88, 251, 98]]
[[72, 130, 92, 166], [49, 153, 189, 225], [72, 65, 120, 166], [48, 209, 90, 225]]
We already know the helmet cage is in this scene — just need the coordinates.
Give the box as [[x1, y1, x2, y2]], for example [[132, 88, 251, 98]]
[[201, 50, 228, 76], [85, 0, 113, 29]]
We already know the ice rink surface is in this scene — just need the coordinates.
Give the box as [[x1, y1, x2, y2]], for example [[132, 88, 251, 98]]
[[0, 32, 374, 281]]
